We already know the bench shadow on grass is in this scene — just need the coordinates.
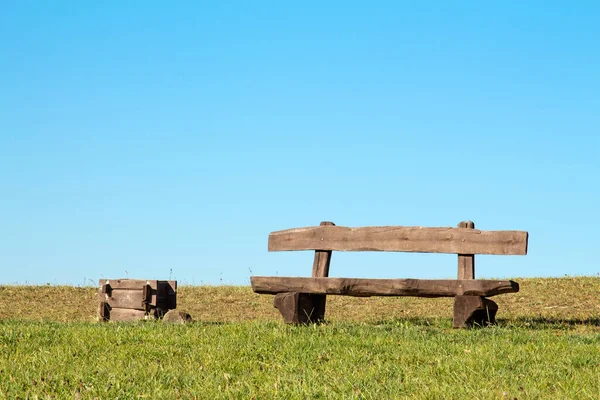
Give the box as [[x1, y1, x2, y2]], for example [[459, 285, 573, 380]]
[[318, 317, 600, 329], [502, 317, 600, 329], [326, 317, 450, 328], [185, 317, 600, 331]]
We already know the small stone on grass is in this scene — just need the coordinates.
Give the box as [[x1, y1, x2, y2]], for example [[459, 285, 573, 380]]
[[162, 310, 193, 324]]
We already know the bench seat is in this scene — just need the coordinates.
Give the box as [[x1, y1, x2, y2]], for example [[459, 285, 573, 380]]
[[251, 276, 519, 298]]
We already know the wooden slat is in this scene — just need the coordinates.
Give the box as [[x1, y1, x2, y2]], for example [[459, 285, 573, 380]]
[[269, 225, 528, 255], [250, 276, 519, 298], [98, 279, 159, 290], [99, 289, 147, 310]]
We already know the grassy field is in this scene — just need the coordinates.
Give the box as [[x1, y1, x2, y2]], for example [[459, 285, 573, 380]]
[[0, 277, 599, 398]]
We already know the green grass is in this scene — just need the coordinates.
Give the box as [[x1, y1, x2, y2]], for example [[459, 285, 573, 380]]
[[0, 277, 599, 398]]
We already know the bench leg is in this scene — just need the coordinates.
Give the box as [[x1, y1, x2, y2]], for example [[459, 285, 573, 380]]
[[453, 296, 498, 328], [274, 292, 325, 324], [98, 301, 110, 322]]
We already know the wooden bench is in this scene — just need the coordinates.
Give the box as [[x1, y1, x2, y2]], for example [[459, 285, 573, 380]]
[[250, 221, 528, 328], [98, 279, 177, 322]]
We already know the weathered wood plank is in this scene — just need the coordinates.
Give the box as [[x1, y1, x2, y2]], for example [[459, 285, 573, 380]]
[[99, 289, 147, 310], [98, 279, 159, 290], [250, 276, 519, 298], [269, 225, 528, 255], [457, 221, 475, 279]]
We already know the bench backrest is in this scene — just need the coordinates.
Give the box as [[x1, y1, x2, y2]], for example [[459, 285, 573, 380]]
[[269, 224, 528, 255]]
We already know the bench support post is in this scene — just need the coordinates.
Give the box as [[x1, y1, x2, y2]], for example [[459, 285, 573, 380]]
[[273, 292, 323, 324], [310, 221, 335, 322], [274, 221, 334, 324], [453, 295, 498, 328], [457, 221, 475, 279], [454, 220, 496, 327]]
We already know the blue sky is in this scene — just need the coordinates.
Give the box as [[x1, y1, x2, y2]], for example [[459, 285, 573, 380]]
[[1, 2, 598, 285]]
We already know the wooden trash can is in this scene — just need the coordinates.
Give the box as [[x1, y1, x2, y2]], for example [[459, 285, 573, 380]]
[[98, 279, 177, 322]]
